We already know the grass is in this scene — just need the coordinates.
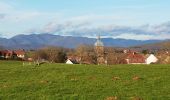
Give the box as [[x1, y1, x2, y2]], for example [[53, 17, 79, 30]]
[[0, 61, 170, 100]]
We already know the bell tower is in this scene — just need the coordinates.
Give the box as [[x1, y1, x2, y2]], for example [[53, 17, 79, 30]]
[[94, 35, 105, 65]]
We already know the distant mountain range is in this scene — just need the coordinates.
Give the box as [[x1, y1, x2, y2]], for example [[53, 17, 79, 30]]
[[0, 33, 166, 49], [132, 40, 170, 50]]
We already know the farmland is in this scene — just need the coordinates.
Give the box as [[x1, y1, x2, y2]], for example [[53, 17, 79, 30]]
[[0, 61, 170, 100]]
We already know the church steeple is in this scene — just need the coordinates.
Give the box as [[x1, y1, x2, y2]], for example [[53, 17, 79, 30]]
[[94, 34, 105, 65], [95, 34, 104, 47]]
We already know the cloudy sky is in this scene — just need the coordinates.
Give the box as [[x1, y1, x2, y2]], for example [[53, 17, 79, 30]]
[[0, 0, 170, 40]]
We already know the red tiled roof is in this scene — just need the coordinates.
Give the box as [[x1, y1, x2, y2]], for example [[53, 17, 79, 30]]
[[126, 53, 145, 63], [126, 53, 144, 59], [13, 50, 25, 55], [0, 50, 25, 55], [0, 50, 13, 54]]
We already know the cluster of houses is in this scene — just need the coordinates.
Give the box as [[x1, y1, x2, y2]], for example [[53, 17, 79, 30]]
[[66, 36, 159, 65], [66, 51, 158, 65], [0, 50, 25, 60], [125, 52, 158, 64]]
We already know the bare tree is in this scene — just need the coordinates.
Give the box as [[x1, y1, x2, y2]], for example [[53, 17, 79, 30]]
[[31, 46, 67, 63], [75, 45, 96, 64]]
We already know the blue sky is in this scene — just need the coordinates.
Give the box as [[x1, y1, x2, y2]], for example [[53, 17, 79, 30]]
[[0, 0, 170, 40]]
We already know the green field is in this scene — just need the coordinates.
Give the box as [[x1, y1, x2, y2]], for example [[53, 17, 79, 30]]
[[0, 61, 170, 100]]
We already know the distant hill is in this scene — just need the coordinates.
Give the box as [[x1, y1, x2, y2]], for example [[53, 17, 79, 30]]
[[0, 34, 164, 49], [132, 40, 170, 50]]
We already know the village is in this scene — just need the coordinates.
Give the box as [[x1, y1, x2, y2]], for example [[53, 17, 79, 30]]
[[1, 0, 170, 99], [0, 35, 169, 65]]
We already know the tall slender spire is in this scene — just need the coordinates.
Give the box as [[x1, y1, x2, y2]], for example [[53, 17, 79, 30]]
[[94, 33, 105, 65], [94, 34, 104, 46]]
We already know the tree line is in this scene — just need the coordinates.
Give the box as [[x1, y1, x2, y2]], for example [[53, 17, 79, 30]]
[[26, 45, 127, 65]]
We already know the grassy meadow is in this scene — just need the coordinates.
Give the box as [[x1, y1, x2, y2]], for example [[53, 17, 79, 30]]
[[0, 61, 170, 100]]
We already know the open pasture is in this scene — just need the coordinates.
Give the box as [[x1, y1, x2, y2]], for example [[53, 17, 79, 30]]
[[0, 61, 170, 100]]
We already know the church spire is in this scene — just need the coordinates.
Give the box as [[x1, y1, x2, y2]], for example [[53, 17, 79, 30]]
[[95, 34, 104, 46], [94, 33, 105, 65]]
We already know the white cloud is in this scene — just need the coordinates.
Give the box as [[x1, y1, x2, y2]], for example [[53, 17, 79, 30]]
[[39, 21, 91, 34], [152, 22, 170, 34], [113, 33, 170, 40], [69, 15, 121, 22], [31, 21, 170, 40]]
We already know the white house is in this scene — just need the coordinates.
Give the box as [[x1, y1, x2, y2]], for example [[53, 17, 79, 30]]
[[66, 59, 79, 64], [146, 54, 158, 64], [66, 59, 74, 64]]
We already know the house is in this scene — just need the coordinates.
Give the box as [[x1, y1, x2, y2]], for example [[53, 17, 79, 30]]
[[0, 49, 25, 59], [0, 50, 13, 59], [13, 50, 25, 59], [66, 59, 78, 64], [146, 54, 158, 64], [126, 52, 145, 64]]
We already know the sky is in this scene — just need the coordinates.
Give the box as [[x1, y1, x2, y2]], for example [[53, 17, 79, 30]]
[[0, 0, 170, 40]]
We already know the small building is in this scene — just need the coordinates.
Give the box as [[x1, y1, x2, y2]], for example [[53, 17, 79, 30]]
[[126, 52, 145, 64], [13, 50, 25, 59], [146, 54, 158, 64], [66, 59, 78, 64], [0, 50, 13, 59]]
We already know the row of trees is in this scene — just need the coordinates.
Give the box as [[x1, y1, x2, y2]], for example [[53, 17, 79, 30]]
[[2, 44, 170, 64], [29, 47, 67, 63], [27, 45, 126, 64]]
